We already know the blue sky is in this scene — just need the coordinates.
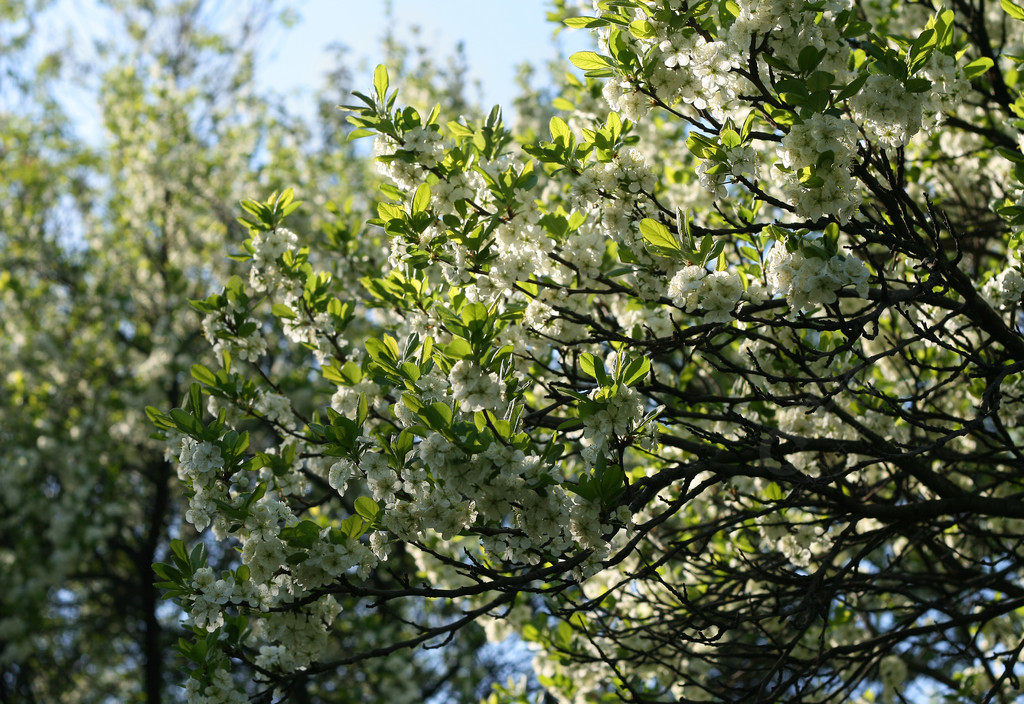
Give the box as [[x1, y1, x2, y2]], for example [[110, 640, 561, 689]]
[[30, 0, 595, 139], [259, 0, 594, 117]]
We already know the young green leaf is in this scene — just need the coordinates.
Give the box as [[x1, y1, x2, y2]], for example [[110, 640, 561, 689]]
[[570, 51, 614, 71], [962, 57, 994, 80], [355, 496, 380, 522], [621, 357, 651, 386], [639, 218, 682, 254], [373, 64, 390, 102], [412, 183, 431, 214], [1003, 0, 1024, 20]]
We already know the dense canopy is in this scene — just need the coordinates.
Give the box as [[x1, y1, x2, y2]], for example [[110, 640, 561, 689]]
[[8, 0, 1024, 703]]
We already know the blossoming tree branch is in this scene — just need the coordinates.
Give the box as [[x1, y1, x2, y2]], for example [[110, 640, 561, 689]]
[[148, 0, 1024, 701]]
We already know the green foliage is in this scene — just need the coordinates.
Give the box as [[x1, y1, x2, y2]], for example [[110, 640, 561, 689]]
[[236, 189, 303, 232], [16, 1, 1024, 703]]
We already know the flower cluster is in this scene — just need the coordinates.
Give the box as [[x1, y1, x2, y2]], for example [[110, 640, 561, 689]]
[[667, 267, 744, 323], [450, 360, 504, 412], [766, 244, 869, 311], [849, 74, 925, 148], [581, 382, 645, 466], [177, 438, 226, 532], [373, 127, 445, 191], [602, 79, 650, 121], [249, 227, 299, 294], [983, 266, 1024, 310], [778, 113, 862, 223], [183, 668, 247, 704], [201, 305, 267, 363]]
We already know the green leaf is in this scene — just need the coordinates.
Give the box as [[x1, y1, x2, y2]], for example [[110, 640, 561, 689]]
[[799, 172, 825, 188], [188, 542, 206, 571], [962, 56, 994, 79], [564, 16, 608, 28], [378, 202, 405, 221], [188, 382, 203, 420], [797, 45, 823, 73], [720, 129, 741, 149], [245, 482, 267, 508], [486, 343, 514, 368], [420, 336, 434, 366], [599, 466, 625, 501], [461, 302, 489, 331], [763, 104, 798, 126], [933, 9, 955, 47], [550, 116, 571, 144], [190, 364, 217, 387], [686, 131, 717, 158], [570, 51, 614, 71], [400, 361, 422, 382], [842, 19, 872, 38], [910, 27, 936, 55], [1003, 0, 1024, 21], [271, 302, 296, 320], [444, 337, 474, 360], [579, 353, 606, 383], [355, 496, 380, 522], [424, 402, 453, 429], [402, 393, 424, 415], [281, 520, 320, 549], [152, 563, 178, 581], [568, 210, 587, 232], [412, 183, 431, 214], [835, 72, 869, 102], [639, 218, 681, 254], [340, 515, 366, 539], [276, 188, 295, 209], [998, 146, 1024, 164], [628, 19, 656, 38], [764, 482, 785, 501], [169, 408, 202, 436], [736, 114, 755, 146], [365, 337, 393, 364], [340, 361, 363, 384], [357, 392, 369, 426], [806, 71, 834, 92], [621, 357, 651, 386], [373, 64, 390, 101], [905, 77, 933, 92], [382, 334, 401, 361]]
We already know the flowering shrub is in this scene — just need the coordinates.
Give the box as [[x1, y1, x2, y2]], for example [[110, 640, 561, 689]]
[[152, 1, 1024, 702]]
